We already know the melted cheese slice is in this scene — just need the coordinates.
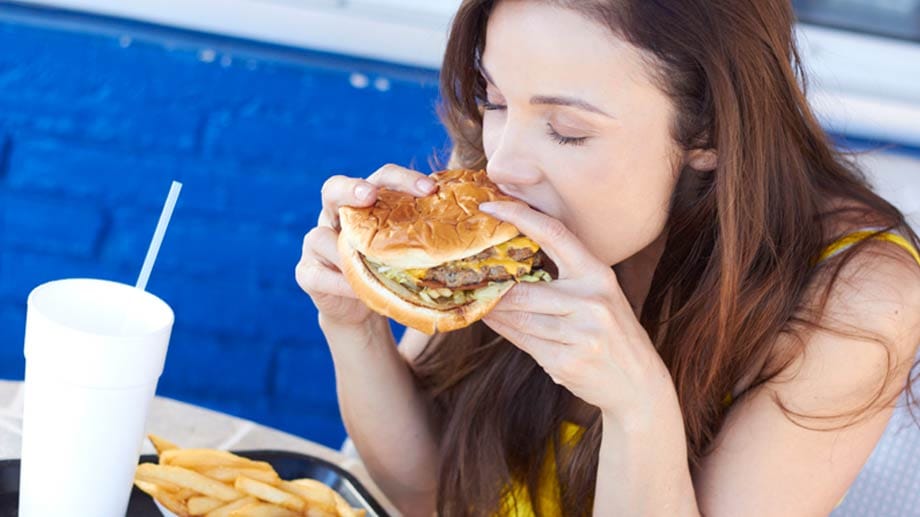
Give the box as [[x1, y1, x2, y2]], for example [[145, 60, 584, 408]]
[[404, 236, 540, 280]]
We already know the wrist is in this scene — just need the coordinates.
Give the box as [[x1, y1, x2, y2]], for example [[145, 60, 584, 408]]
[[319, 313, 395, 353], [601, 378, 683, 439], [318, 311, 384, 336]]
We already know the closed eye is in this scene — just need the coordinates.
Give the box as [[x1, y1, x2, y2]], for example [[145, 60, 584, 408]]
[[546, 124, 588, 146], [479, 100, 506, 111]]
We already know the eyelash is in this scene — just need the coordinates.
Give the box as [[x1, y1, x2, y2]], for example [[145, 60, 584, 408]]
[[479, 101, 589, 147], [546, 124, 588, 146]]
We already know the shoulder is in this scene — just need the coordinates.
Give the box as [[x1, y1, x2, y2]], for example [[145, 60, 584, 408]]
[[810, 198, 920, 349], [772, 229, 920, 416], [695, 229, 920, 514], [811, 227, 920, 342]]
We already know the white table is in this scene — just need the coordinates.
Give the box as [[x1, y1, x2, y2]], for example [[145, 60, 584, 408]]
[[0, 379, 399, 516]]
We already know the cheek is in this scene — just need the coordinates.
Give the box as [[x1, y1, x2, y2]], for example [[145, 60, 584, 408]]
[[559, 152, 678, 263], [481, 114, 502, 160]]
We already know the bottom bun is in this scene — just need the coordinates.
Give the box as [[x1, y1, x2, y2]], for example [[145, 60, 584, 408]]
[[338, 235, 513, 335]]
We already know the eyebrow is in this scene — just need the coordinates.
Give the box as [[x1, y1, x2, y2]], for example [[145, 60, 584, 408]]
[[479, 64, 615, 119]]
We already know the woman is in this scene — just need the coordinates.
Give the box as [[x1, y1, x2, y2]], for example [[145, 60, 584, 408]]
[[296, 1, 920, 515]]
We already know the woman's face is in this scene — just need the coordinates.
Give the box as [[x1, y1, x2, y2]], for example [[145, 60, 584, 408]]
[[481, 0, 689, 266]]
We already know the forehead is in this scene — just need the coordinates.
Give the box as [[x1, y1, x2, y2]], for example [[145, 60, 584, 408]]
[[481, 1, 654, 99]]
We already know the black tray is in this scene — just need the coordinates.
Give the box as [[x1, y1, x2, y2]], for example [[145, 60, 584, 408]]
[[0, 449, 390, 516]]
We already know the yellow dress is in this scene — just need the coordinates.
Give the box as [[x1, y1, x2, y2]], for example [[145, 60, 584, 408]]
[[497, 229, 920, 516]]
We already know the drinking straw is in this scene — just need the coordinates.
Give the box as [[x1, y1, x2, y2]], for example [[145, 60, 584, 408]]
[[136, 181, 182, 291]]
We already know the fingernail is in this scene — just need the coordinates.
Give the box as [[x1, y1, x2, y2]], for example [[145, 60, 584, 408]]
[[354, 183, 373, 200], [416, 178, 435, 193], [479, 202, 498, 214]]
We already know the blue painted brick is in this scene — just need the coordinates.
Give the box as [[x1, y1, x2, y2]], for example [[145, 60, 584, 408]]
[[272, 344, 337, 407], [258, 402, 346, 449], [7, 138, 335, 227], [203, 82, 446, 170], [0, 250, 126, 303], [1, 193, 106, 259], [101, 208, 303, 285], [0, 6, 450, 443], [157, 330, 274, 399], [216, 167, 326, 229], [0, 133, 10, 176], [169, 392, 345, 449], [0, 97, 200, 153], [0, 22, 304, 113], [0, 303, 26, 379], [143, 273, 322, 343], [7, 139, 223, 213]]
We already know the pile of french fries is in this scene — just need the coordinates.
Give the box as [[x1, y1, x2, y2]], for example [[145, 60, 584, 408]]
[[134, 434, 367, 517]]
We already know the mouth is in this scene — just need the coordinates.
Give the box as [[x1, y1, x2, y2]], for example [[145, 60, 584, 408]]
[[494, 185, 550, 216]]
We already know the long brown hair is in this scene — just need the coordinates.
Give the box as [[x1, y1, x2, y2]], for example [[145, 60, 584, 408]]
[[413, 1, 920, 515]]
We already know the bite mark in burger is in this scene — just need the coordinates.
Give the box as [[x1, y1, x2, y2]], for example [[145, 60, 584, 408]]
[[337, 169, 553, 335]]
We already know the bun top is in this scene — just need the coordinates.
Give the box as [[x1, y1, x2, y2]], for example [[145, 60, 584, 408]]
[[339, 169, 524, 269]]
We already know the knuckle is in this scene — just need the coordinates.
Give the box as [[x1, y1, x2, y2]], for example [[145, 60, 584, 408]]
[[542, 218, 569, 241], [296, 263, 322, 291], [301, 228, 325, 254], [505, 285, 528, 306], [370, 163, 402, 180], [597, 271, 618, 293], [585, 299, 611, 322], [321, 174, 348, 199], [555, 354, 581, 378], [302, 228, 319, 247], [509, 311, 534, 329]]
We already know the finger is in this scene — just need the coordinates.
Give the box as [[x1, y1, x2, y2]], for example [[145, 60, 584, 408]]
[[483, 316, 562, 373], [478, 201, 595, 279], [319, 175, 377, 229], [295, 262, 357, 299], [302, 227, 343, 271], [485, 310, 576, 346], [318, 166, 437, 230], [366, 163, 437, 195], [491, 282, 575, 316]]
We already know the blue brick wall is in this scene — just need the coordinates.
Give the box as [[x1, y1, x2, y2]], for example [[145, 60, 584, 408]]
[[0, 4, 447, 448]]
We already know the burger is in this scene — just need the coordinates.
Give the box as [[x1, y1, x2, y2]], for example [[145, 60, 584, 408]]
[[337, 168, 553, 335]]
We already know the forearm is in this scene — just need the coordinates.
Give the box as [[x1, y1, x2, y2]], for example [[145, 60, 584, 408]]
[[321, 315, 440, 514], [595, 403, 700, 517]]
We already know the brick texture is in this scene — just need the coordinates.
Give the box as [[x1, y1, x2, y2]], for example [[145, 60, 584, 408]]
[[0, 6, 444, 448]]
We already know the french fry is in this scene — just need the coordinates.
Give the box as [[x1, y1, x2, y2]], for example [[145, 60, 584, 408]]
[[175, 488, 198, 500], [135, 474, 184, 493], [135, 435, 368, 517], [290, 479, 366, 517], [136, 463, 243, 501], [134, 479, 191, 517], [203, 466, 282, 485], [162, 449, 274, 471], [149, 433, 180, 456], [228, 502, 301, 517], [280, 479, 337, 515], [234, 476, 306, 512], [304, 508, 340, 517], [187, 495, 225, 515], [204, 496, 258, 517]]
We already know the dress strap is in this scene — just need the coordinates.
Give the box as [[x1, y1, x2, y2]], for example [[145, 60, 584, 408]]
[[816, 228, 920, 267]]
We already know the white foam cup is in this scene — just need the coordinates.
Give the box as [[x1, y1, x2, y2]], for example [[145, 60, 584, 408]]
[[18, 278, 174, 517]]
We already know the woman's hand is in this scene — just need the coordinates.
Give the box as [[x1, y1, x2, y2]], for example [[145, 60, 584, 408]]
[[479, 201, 675, 422], [296, 164, 437, 329]]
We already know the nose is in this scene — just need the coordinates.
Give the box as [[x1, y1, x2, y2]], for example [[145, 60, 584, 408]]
[[485, 122, 542, 188]]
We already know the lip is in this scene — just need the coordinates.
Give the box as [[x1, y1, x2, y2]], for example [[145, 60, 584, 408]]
[[495, 185, 548, 214]]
